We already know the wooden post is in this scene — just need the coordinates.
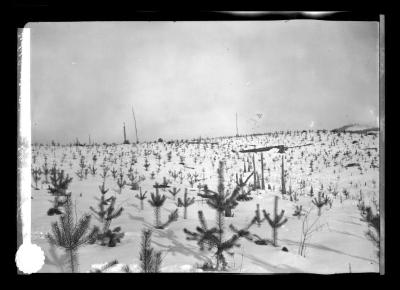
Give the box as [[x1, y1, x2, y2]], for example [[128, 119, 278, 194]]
[[281, 155, 286, 195], [132, 106, 139, 144], [273, 195, 278, 246], [261, 153, 265, 190], [252, 154, 257, 188], [236, 112, 239, 137], [123, 122, 127, 143]]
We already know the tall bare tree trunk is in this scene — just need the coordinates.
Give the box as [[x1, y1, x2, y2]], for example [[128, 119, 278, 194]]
[[132, 106, 139, 144], [261, 153, 265, 190], [281, 155, 286, 196], [252, 154, 256, 188]]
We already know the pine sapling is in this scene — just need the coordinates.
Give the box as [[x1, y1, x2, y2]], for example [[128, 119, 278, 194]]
[[177, 188, 195, 219], [309, 185, 314, 197], [184, 205, 253, 271], [100, 166, 109, 181], [79, 156, 86, 172], [144, 158, 150, 171], [237, 188, 253, 202], [312, 191, 330, 216], [32, 167, 42, 190], [90, 163, 97, 176], [75, 169, 84, 181], [200, 163, 253, 218], [168, 187, 181, 200], [127, 172, 140, 190], [116, 172, 126, 193], [263, 196, 288, 247], [139, 229, 162, 273], [293, 205, 304, 219], [135, 187, 148, 210], [236, 173, 254, 201], [342, 188, 350, 199], [46, 196, 98, 272], [42, 162, 49, 184], [184, 161, 252, 271], [170, 170, 179, 181], [89, 183, 124, 247], [47, 168, 73, 216], [188, 174, 196, 188], [148, 188, 178, 229]]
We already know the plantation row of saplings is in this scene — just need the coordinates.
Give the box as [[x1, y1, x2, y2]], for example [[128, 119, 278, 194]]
[[31, 130, 380, 272]]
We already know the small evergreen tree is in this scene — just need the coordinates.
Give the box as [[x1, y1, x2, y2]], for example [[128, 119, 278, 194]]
[[237, 188, 253, 201], [170, 170, 179, 182], [309, 185, 314, 197], [177, 188, 195, 219], [236, 173, 254, 201], [89, 182, 124, 247], [127, 172, 141, 190], [312, 191, 330, 216], [46, 196, 98, 272], [292, 205, 304, 219], [110, 167, 118, 179], [100, 166, 109, 181], [75, 169, 84, 181], [199, 163, 253, 217], [342, 188, 350, 199], [90, 163, 97, 176], [144, 158, 150, 171], [42, 162, 49, 184], [139, 229, 162, 273], [116, 172, 126, 194], [32, 167, 42, 190], [47, 168, 73, 216], [184, 211, 249, 271], [184, 161, 252, 271], [148, 188, 178, 229], [135, 187, 148, 210], [168, 187, 181, 200], [262, 196, 288, 247]]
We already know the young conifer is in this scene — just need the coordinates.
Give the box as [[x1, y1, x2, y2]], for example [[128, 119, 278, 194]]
[[168, 187, 181, 200], [89, 182, 124, 247], [46, 196, 98, 272], [199, 163, 253, 217], [47, 168, 73, 216], [184, 161, 252, 271], [148, 187, 178, 229], [261, 196, 288, 246], [139, 229, 162, 273], [312, 191, 330, 216], [32, 167, 42, 190], [135, 187, 148, 210], [177, 188, 195, 219]]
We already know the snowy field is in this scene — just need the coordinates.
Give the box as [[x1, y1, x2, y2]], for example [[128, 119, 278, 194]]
[[30, 129, 380, 273]]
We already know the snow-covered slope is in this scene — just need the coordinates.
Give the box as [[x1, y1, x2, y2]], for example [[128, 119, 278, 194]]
[[31, 130, 380, 273]]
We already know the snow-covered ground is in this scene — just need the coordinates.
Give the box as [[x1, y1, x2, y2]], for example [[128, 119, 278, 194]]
[[30, 130, 380, 273]]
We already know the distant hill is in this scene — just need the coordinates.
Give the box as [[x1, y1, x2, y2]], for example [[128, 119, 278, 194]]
[[331, 123, 379, 134]]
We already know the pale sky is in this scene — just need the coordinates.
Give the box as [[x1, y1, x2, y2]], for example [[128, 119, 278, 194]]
[[28, 21, 379, 144]]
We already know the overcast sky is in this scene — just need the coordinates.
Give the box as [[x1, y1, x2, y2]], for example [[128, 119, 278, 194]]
[[28, 20, 379, 144]]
